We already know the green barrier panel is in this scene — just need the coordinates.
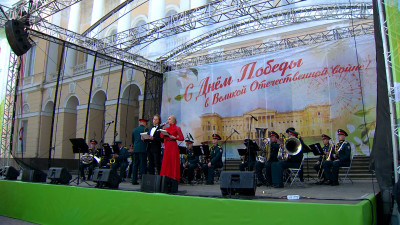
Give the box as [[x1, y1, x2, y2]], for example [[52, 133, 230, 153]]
[[0, 181, 375, 225]]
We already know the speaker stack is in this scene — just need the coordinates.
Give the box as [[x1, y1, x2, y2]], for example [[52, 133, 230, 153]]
[[141, 174, 178, 193], [48, 167, 72, 184], [1, 166, 20, 180], [22, 169, 47, 183], [220, 171, 256, 196], [92, 168, 120, 189], [5, 19, 32, 56]]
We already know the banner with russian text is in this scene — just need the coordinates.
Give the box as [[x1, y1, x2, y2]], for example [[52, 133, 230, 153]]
[[161, 35, 376, 159]]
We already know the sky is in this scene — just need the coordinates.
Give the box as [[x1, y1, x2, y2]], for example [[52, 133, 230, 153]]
[[0, 0, 18, 8]]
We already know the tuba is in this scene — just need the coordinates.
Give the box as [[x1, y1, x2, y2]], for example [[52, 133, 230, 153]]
[[284, 137, 302, 156], [80, 150, 100, 164], [255, 128, 268, 163]]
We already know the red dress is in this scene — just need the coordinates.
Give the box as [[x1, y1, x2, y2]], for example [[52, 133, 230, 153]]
[[160, 124, 184, 181]]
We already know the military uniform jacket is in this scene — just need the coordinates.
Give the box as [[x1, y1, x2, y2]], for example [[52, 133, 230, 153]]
[[116, 146, 129, 163], [210, 145, 223, 166], [318, 144, 331, 162], [88, 148, 100, 157], [336, 140, 351, 163], [132, 125, 148, 153], [185, 149, 199, 164], [267, 142, 280, 162]]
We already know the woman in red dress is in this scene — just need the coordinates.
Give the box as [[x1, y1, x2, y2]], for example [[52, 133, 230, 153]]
[[160, 115, 184, 181]]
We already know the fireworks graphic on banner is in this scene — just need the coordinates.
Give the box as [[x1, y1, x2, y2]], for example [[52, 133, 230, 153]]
[[307, 72, 362, 119]]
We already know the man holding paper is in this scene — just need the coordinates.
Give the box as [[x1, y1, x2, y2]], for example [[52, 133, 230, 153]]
[[142, 114, 164, 175]]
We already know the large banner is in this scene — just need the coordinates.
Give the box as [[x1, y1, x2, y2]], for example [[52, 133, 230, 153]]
[[385, 1, 400, 136], [161, 35, 377, 158]]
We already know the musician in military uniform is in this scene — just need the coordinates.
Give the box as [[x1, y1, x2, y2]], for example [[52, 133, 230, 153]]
[[271, 128, 304, 188], [239, 139, 257, 171], [255, 131, 280, 186], [99, 143, 113, 168], [131, 118, 148, 185], [79, 139, 99, 180], [314, 134, 332, 185], [322, 129, 351, 186], [181, 137, 200, 184], [112, 140, 130, 181], [201, 134, 223, 185]]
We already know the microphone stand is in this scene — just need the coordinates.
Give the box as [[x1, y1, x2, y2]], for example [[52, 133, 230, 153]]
[[223, 130, 236, 170], [246, 116, 257, 171]]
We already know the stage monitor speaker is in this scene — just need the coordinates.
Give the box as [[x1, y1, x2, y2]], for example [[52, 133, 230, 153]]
[[48, 167, 72, 184], [5, 19, 32, 56], [161, 176, 178, 193], [220, 171, 256, 196], [141, 174, 162, 192], [93, 168, 120, 189], [2, 166, 20, 180], [22, 169, 47, 183]]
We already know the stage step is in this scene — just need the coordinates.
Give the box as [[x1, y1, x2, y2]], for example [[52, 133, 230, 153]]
[[224, 155, 376, 180]]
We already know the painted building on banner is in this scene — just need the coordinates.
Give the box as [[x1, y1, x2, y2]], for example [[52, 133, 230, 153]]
[[199, 104, 331, 142]]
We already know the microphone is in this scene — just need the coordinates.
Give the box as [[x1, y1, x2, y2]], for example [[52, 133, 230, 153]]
[[249, 114, 258, 121], [233, 128, 240, 135], [106, 120, 114, 125], [189, 133, 194, 140]]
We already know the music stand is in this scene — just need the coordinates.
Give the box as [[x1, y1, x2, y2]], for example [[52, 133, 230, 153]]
[[178, 146, 187, 155], [69, 138, 90, 185], [193, 146, 202, 156], [237, 149, 248, 156], [111, 144, 120, 155], [309, 143, 324, 156]]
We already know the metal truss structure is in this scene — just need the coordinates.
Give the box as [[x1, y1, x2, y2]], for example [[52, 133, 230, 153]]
[[159, 3, 373, 62], [99, 0, 305, 52], [165, 21, 374, 70], [0, 53, 19, 167], [0, 0, 376, 165], [0, 0, 82, 27], [29, 20, 162, 72]]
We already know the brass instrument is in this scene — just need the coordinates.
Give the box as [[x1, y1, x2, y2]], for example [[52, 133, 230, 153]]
[[255, 128, 268, 163], [80, 150, 101, 164], [277, 134, 286, 160], [284, 137, 302, 156], [258, 138, 271, 163], [326, 140, 336, 161]]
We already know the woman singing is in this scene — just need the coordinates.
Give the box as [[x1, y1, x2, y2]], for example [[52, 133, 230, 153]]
[[160, 115, 184, 181]]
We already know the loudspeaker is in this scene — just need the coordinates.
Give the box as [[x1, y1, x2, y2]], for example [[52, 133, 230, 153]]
[[141, 174, 162, 192], [220, 171, 256, 196], [48, 167, 72, 184], [93, 168, 120, 189], [22, 169, 47, 183], [2, 166, 20, 180], [5, 19, 32, 56], [161, 176, 178, 193]]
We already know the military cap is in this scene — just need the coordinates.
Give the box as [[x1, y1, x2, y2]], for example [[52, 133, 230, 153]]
[[321, 134, 331, 140], [286, 127, 296, 134], [114, 140, 122, 144], [139, 118, 148, 122], [337, 129, 348, 136], [269, 131, 279, 139], [185, 138, 194, 143], [90, 139, 98, 144], [212, 134, 221, 140]]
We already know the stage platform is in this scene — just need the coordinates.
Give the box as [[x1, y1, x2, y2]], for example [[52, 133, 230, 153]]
[[0, 175, 377, 225]]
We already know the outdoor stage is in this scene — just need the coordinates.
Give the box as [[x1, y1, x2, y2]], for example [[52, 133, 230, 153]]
[[0, 177, 377, 225]]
